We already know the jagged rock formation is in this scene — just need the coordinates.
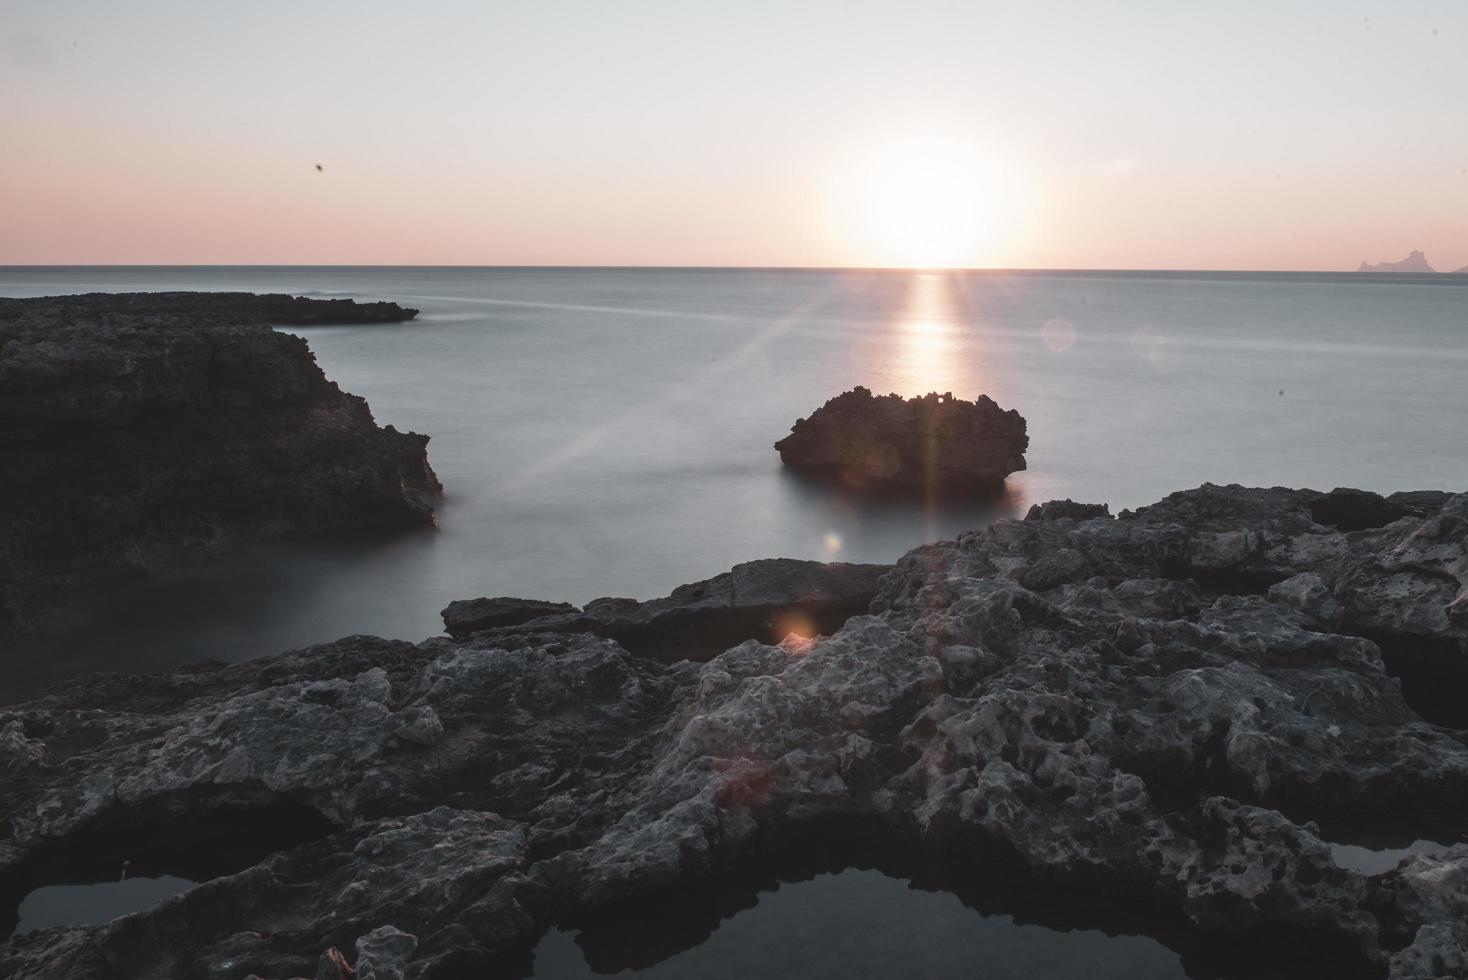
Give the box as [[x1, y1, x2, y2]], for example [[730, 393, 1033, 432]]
[[0, 293, 441, 637], [1357, 251, 1436, 274], [2, 485, 1468, 980], [775, 387, 1028, 494], [1024, 499, 1112, 522], [442, 558, 891, 660], [0, 291, 420, 325]]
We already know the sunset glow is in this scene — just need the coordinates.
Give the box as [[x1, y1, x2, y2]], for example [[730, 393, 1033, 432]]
[[835, 136, 1031, 268], [3, 3, 1466, 269]]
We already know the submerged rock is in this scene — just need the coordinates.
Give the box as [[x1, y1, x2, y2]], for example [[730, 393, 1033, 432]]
[[3, 485, 1468, 979], [442, 558, 890, 661], [0, 293, 441, 638], [774, 386, 1028, 494]]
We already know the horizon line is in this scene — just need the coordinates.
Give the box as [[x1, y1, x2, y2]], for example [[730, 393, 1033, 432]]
[[4, 263, 1468, 277]]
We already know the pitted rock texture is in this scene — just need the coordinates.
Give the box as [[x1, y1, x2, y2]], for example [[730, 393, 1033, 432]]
[[0, 293, 441, 637], [2, 485, 1467, 979], [1025, 499, 1112, 522], [774, 386, 1028, 494], [444, 558, 890, 661]]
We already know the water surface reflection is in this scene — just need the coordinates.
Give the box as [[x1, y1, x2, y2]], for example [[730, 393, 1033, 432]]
[[867, 272, 974, 400], [12, 877, 195, 937], [529, 869, 1186, 980]]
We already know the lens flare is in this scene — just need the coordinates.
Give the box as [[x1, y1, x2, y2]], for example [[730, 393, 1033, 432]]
[[1041, 317, 1076, 352], [773, 612, 819, 654], [1130, 328, 1181, 371]]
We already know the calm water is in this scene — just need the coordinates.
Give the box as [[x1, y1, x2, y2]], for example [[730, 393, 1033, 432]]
[[12, 876, 194, 936], [529, 869, 1187, 979], [2, 266, 1466, 696], [10, 870, 1185, 975], [1327, 837, 1460, 876]]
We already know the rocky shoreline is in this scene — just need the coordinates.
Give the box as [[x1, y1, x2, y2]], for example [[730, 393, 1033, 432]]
[[441, 558, 890, 661], [0, 292, 421, 326], [0, 293, 439, 640], [2, 484, 1466, 979]]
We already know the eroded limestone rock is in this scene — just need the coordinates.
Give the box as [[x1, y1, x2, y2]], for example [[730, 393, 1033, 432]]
[[774, 387, 1028, 494], [443, 558, 890, 662], [440, 598, 579, 639], [3, 485, 1467, 979], [0, 293, 441, 639], [1024, 499, 1112, 522]]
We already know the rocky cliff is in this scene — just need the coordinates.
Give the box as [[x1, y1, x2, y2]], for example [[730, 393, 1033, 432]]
[[2, 484, 1466, 979], [0, 293, 440, 637]]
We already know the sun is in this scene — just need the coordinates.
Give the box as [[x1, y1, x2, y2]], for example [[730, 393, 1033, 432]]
[[835, 134, 1030, 268]]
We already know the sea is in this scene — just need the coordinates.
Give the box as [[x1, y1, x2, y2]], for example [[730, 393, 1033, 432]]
[[2, 265, 1466, 699]]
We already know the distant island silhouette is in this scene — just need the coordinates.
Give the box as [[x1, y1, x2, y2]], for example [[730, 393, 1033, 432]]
[[1355, 250, 1468, 274], [1358, 250, 1435, 273]]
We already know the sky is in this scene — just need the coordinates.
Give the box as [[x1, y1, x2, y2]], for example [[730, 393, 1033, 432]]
[[3, 1, 1466, 270]]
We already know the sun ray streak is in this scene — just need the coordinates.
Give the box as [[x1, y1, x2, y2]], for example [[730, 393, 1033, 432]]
[[490, 289, 839, 491]]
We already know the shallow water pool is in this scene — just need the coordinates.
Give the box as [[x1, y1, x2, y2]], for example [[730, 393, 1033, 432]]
[[528, 868, 1188, 979], [12, 876, 195, 936]]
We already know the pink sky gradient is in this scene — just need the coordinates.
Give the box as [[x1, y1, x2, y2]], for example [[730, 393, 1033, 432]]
[[4, 2, 1466, 270]]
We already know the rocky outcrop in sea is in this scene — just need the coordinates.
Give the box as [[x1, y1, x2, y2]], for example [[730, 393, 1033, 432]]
[[2, 484, 1466, 979], [0, 293, 440, 638], [775, 386, 1028, 494]]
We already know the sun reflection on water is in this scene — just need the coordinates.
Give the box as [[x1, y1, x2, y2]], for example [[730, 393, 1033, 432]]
[[858, 272, 1011, 539], [884, 272, 975, 399]]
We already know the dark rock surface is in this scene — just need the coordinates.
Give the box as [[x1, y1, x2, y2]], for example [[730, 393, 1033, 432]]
[[774, 387, 1028, 494], [1025, 499, 1112, 522], [3, 485, 1468, 979], [441, 598, 581, 639], [0, 293, 441, 638], [443, 558, 890, 661], [0, 291, 419, 325]]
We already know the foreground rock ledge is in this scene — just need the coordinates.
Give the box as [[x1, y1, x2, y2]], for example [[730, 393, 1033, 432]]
[[775, 386, 1029, 494], [3, 485, 1468, 980], [0, 293, 441, 637], [441, 558, 891, 661]]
